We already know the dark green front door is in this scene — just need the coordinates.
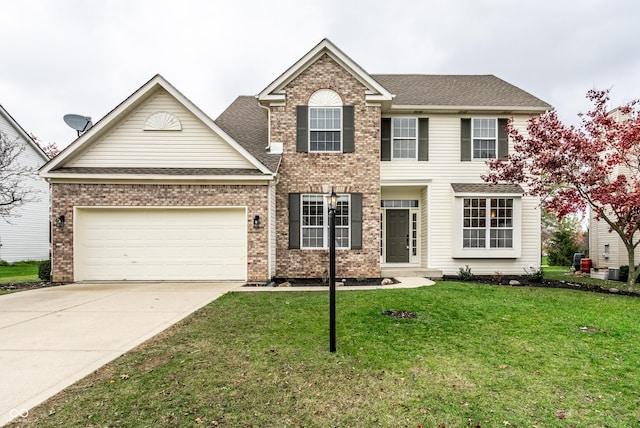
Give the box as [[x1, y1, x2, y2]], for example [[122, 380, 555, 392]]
[[385, 210, 409, 263]]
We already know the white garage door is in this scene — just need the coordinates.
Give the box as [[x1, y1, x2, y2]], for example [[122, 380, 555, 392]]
[[74, 208, 247, 281]]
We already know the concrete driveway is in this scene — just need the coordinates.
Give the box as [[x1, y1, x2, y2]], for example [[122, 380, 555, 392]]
[[0, 281, 241, 426]]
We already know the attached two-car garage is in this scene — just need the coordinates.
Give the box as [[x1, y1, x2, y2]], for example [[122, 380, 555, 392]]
[[73, 207, 247, 281]]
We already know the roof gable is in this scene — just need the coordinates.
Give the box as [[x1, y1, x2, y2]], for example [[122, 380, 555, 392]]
[[257, 39, 393, 105], [0, 104, 49, 162], [41, 75, 273, 177]]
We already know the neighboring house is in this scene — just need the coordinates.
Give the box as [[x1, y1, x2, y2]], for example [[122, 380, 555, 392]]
[[40, 39, 550, 283], [589, 107, 640, 271], [0, 104, 50, 262]]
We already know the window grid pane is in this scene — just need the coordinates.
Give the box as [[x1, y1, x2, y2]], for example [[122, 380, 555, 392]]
[[472, 118, 497, 159], [302, 195, 324, 248], [463, 197, 514, 249], [310, 107, 341, 152], [310, 131, 341, 152], [301, 194, 350, 249], [335, 195, 350, 249], [412, 213, 418, 256], [392, 118, 417, 159]]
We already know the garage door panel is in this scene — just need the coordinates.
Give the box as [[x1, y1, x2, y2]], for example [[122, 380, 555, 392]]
[[75, 208, 247, 281]]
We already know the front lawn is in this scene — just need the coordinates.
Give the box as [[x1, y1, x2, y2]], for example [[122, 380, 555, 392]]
[[13, 282, 640, 427], [0, 261, 39, 285]]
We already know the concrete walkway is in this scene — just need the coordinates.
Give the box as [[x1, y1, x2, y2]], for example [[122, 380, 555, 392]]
[[0, 277, 433, 425], [0, 282, 241, 426]]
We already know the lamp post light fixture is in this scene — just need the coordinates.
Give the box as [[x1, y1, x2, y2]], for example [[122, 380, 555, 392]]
[[327, 188, 338, 353]]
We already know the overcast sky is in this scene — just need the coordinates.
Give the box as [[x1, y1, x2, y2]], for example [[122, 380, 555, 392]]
[[1, 0, 639, 148]]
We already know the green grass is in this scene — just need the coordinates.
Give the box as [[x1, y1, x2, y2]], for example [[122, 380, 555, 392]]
[[14, 282, 640, 427], [0, 261, 40, 284]]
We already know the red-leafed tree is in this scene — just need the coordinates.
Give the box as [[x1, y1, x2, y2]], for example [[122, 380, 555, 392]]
[[30, 133, 60, 159], [483, 89, 640, 288]]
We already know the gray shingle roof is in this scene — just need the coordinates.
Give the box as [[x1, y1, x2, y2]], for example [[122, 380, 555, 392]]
[[372, 74, 551, 109], [51, 167, 266, 176], [215, 96, 281, 173], [451, 183, 525, 194]]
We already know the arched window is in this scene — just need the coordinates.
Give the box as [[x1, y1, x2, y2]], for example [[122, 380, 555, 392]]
[[308, 89, 343, 152]]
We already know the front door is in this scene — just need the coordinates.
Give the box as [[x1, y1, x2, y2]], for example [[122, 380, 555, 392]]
[[385, 210, 409, 263]]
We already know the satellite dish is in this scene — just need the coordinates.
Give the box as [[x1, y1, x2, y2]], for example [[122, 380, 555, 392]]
[[63, 114, 93, 136]]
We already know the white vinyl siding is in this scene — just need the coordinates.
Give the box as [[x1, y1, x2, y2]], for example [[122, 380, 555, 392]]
[[382, 114, 540, 275], [67, 89, 255, 169], [0, 114, 49, 262], [74, 207, 247, 281]]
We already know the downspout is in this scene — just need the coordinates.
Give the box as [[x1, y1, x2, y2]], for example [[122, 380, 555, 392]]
[[257, 98, 271, 151], [257, 98, 276, 278]]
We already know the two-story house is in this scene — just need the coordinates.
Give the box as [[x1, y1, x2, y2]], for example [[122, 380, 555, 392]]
[[40, 39, 550, 283], [0, 104, 50, 263]]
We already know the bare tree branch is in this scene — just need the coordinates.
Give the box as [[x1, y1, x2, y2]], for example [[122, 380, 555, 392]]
[[0, 130, 39, 222]]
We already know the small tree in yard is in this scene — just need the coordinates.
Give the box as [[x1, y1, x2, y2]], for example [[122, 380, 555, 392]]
[[0, 130, 38, 221], [542, 208, 586, 264], [547, 226, 580, 266], [484, 89, 640, 288]]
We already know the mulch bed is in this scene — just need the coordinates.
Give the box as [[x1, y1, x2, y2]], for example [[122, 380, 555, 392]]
[[0, 282, 65, 292], [246, 278, 398, 287], [442, 274, 640, 298]]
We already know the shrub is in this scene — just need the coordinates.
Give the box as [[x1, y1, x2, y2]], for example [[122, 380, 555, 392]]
[[0, 259, 9, 267], [524, 266, 544, 283], [38, 260, 51, 281], [458, 265, 474, 281], [618, 265, 638, 283]]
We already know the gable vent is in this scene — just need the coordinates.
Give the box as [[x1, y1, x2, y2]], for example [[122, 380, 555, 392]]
[[144, 111, 182, 131]]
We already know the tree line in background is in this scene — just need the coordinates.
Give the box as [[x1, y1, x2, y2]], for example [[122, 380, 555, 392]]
[[542, 208, 588, 266]]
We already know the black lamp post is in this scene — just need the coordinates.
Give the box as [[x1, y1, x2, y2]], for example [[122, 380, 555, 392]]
[[327, 188, 338, 353]]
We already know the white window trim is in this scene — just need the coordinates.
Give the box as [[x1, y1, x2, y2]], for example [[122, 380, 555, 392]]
[[308, 106, 343, 152], [300, 194, 351, 249], [452, 194, 521, 258], [471, 118, 498, 161], [308, 89, 343, 153], [391, 117, 418, 161]]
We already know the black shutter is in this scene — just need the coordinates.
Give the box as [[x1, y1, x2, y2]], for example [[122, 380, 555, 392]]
[[296, 106, 308, 153], [498, 118, 508, 159], [381, 118, 391, 161], [351, 193, 363, 250], [418, 118, 429, 161], [460, 118, 471, 161], [343, 106, 354, 153], [288, 193, 300, 249]]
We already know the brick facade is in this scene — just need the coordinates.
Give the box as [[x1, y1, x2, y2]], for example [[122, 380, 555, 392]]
[[51, 183, 270, 282], [270, 54, 382, 278]]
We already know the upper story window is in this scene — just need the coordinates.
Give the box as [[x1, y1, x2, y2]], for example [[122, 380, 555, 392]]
[[392, 118, 417, 159], [381, 117, 429, 161], [472, 118, 497, 159], [308, 89, 343, 153], [460, 118, 508, 162], [310, 107, 342, 152]]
